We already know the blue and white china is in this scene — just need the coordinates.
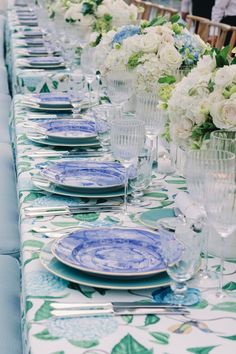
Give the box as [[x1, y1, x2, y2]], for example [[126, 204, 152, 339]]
[[41, 242, 171, 289], [27, 134, 100, 147], [28, 57, 64, 66], [40, 161, 125, 191], [52, 228, 183, 277], [37, 119, 97, 141], [32, 175, 131, 198], [31, 93, 81, 108]]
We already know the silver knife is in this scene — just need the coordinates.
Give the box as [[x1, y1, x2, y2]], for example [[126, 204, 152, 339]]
[[51, 308, 190, 317], [24, 205, 122, 217], [24, 203, 122, 213], [51, 302, 186, 310]]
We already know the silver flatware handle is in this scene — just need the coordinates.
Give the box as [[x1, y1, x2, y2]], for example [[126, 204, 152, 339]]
[[51, 308, 190, 317]]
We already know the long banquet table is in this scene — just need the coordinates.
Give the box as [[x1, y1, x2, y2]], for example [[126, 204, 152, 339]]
[[11, 95, 236, 354], [6, 3, 236, 354]]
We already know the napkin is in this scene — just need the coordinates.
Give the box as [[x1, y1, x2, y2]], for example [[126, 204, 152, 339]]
[[175, 191, 206, 221]]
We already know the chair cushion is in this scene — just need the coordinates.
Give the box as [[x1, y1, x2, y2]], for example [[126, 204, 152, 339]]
[[0, 66, 9, 94], [0, 255, 22, 354], [0, 143, 19, 257], [0, 94, 11, 143]]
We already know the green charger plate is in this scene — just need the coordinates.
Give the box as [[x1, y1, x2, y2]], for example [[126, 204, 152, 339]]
[[40, 242, 171, 290]]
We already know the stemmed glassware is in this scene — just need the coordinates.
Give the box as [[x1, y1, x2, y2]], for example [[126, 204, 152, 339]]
[[186, 150, 235, 284], [93, 104, 114, 152], [129, 142, 153, 207], [106, 70, 135, 117], [204, 174, 236, 298], [110, 119, 145, 218], [160, 225, 203, 305], [135, 92, 168, 181], [80, 46, 97, 110]]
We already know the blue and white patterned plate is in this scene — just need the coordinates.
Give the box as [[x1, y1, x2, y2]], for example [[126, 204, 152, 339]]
[[41, 242, 171, 289], [28, 57, 64, 66], [40, 161, 125, 191], [25, 38, 44, 46], [31, 93, 81, 109], [37, 119, 97, 141], [52, 228, 183, 278]]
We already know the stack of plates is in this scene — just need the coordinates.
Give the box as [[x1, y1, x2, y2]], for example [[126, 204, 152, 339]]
[[40, 227, 183, 289], [24, 93, 84, 112], [27, 119, 100, 147], [33, 161, 130, 198], [18, 56, 65, 69]]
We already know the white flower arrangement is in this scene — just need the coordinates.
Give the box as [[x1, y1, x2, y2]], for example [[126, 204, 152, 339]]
[[62, 0, 138, 34], [94, 17, 207, 93], [167, 49, 236, 148]]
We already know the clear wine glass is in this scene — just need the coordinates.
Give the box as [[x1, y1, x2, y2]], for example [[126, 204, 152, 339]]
[[204, 175, 236, 298], [160, 224, 203, 306], [136, 92, 168, 181], [106, 70, 135, 117], [129, 142, 153, 207], [186, 150, 235, 285], [80, 46, 97, 110], [93, 104, 114, 150], [110, 118, 145, 218]]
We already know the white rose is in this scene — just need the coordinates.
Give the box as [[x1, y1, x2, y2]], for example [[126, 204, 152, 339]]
[[196, 55, 216, 75], [210, 94, 236, 130], [159, 43, 182, 71], [170, 118, 194, 143], [96, 4, 109, 18], [64, 4, 82, 21], [214, 66, 236, 88]]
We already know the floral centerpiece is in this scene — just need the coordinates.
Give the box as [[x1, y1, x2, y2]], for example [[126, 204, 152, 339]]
[[94, 16, 207, 93], [166, 48, 236, 149], [61, 0, 138, 33]]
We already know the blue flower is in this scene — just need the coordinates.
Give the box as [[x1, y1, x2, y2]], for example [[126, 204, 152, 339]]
[[25, 271, 68, 296], [174, 32, 204, 65], [46, 316, 118, 341], [112, 25, 141, 47]]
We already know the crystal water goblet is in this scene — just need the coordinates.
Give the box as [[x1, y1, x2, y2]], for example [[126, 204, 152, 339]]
[[186, 150, 235, 284], [129, 142, 153, 207], [110, 118, 145, 217], [80, 46, 97, 110], [160, 225, 203, 306], [106, 70, 134, 117], [204, 175, 236, 298]]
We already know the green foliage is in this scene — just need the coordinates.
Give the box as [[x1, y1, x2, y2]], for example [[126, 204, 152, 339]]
[[81, 2, 95, 16], [147, 16, 167, 28], [210, 45, 231, 67], [127, 51, 144, 69], [93, 14, 113, 34], [90, 33, 102, 47], [171, 14, 180, 24], [158, 75, 176, 85], [190, 118, 217, 148]]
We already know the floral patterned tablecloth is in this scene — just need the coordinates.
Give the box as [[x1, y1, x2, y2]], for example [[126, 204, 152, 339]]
[[6, 11, 71, 95], [10, 95, 236, 354]]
